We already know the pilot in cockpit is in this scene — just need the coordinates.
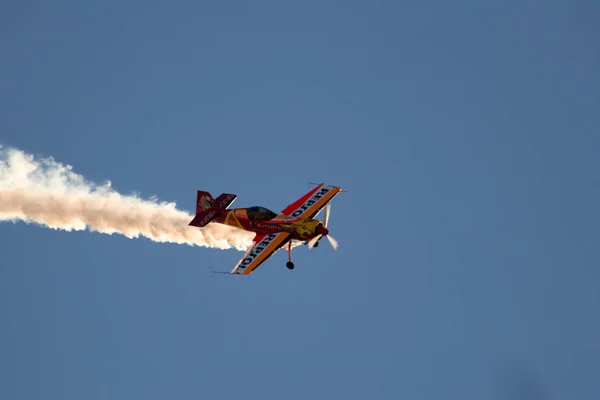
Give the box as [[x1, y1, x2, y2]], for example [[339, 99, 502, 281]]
[[246, 206, 278, 223]]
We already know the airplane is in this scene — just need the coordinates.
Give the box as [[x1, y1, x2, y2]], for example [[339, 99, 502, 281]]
[[188, 183, 345, 275]]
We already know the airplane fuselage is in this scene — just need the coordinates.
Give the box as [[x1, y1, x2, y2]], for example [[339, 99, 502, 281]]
[[187, 183, 343, 275], [212, 207, 323, 241]]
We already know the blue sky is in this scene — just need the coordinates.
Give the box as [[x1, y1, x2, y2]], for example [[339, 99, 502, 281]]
[[1, 1, 599, 399]]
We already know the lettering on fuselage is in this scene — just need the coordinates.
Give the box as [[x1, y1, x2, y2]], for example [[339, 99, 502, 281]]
[[290, 187, 331, 218], [259, 223, 294, 233], [239, 233, 278, 270]]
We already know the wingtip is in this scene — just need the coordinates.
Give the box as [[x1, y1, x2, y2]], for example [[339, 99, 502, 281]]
[[308, 181, 348, 192]]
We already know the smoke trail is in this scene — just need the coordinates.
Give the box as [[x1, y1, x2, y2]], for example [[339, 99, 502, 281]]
[[0, 146, 254, 250]]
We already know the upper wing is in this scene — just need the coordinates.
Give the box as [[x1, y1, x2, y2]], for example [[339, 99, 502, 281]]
[[230, 232, 292, 275], [280, 183, 343, 220]]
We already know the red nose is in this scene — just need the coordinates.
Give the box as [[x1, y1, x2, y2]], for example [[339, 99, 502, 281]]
[[317, 226, 329, 236]]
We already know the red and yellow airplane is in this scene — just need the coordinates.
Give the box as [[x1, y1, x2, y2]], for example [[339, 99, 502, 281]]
[[188, 183, 344, 275]]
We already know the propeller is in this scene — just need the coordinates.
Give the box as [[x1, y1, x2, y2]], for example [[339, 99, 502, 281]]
[[326, 234, 339, 251], [323, 202, 331, 227], [322, 203, 338, 250], [307, 234, 321, 248], [308, 203, 339, 251]]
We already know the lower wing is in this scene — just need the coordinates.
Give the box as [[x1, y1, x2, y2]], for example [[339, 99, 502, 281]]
[[230, 232, 292, 275]]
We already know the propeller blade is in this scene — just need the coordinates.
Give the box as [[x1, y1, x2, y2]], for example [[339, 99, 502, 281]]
[[307, 234, 322, 249], [323, 203, 331, 227], [326, 234, 339, 251]]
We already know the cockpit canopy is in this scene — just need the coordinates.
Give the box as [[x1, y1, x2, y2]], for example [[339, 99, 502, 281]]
[[246, 206, 278, 222]]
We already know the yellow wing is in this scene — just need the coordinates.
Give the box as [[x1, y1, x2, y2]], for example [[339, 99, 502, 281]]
[[230, 232, 292, 275]]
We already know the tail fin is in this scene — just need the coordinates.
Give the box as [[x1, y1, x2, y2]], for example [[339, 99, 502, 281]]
[[189, 190, 237, 228], [195, 190, 216, 214]]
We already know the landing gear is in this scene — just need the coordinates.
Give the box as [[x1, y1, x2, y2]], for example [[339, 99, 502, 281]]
[[286, 241, 295, 270], [313, 241, 319, 247]]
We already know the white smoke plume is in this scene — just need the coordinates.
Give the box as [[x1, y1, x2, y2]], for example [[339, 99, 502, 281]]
[[0, 146, 254, 250]]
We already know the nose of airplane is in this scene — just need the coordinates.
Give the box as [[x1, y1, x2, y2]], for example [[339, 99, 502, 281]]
[[317, 226, 329, 236]]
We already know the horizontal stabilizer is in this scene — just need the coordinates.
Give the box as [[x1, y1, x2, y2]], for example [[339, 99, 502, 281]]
[[214, 193, 237, 210], [189, 210, 219, 227], [190, 190, 237, 227]]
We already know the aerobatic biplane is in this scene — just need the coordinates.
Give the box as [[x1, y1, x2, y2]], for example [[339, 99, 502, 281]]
[[188, 183, 344, 275]]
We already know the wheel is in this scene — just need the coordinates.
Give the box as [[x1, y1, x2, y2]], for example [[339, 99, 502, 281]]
[[313, 241, 319, 247], [286, 261, 295, 270]]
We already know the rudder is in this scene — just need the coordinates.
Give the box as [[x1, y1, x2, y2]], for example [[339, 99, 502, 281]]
[[196, 191, 215, 214]]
